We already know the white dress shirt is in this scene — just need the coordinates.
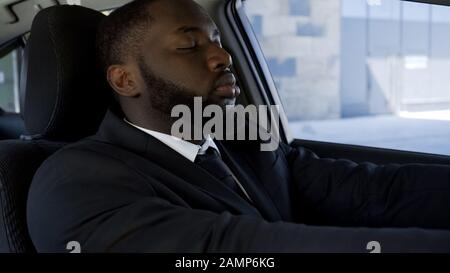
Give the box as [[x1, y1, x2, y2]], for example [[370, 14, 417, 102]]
[[124, 119, 219, 162]]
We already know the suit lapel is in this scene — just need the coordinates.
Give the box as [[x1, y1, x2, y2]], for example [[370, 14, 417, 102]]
[[142, 137, 261, 216], [216, 141, 283, 221]]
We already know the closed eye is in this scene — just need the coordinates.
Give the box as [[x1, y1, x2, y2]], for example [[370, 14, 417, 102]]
[[177, 45, 197, 51]]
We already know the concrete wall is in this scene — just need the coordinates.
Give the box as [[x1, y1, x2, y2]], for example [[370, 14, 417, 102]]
[[245, 0, 341, 121], [245, 0, 450, 121]]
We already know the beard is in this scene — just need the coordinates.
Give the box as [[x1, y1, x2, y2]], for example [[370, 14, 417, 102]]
[[137, 57, 200, 115], [138, 57, 236, 114], [137, 58, 238, 140]]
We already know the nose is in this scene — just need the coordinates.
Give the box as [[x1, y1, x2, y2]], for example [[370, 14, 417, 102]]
[[207, 44, 232, 72]]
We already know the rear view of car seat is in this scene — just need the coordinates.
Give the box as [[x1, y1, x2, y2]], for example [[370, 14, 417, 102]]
[[0, 5, 111, 253]]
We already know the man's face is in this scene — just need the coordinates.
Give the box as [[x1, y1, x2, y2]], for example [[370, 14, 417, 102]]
[[134, 0, 240, 114]]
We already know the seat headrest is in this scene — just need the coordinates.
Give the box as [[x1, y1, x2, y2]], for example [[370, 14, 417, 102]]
[[22, 5, 112, 141]]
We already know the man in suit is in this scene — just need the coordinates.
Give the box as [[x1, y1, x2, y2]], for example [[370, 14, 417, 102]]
[[27, 0, 450, 252]]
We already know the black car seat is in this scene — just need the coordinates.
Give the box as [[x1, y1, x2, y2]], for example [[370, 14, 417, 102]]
[[0, 109, 25, 139], [0, 5, 111, 253]]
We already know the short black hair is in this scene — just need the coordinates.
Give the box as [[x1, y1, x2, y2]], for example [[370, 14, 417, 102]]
[[96, 0, 157, 74]]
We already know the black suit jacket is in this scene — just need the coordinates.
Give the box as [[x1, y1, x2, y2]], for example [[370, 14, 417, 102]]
[[27, 110, 450, 252]]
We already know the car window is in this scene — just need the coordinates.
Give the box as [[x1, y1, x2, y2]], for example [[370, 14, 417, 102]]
[[0, 48, 20, 113], [244, 0, 450, 156]]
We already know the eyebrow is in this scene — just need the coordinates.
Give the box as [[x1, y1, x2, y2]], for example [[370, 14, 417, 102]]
[[175, 25, 221, 38]]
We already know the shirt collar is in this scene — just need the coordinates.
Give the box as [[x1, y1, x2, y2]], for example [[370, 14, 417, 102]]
[[124, 119, 219, 162]]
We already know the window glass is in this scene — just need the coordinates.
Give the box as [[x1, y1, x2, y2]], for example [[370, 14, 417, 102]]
[[244, 0, 450, 155], [0, 49, 20, 113]]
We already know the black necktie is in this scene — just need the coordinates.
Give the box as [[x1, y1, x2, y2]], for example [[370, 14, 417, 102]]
[[195, 148, 249, 201]]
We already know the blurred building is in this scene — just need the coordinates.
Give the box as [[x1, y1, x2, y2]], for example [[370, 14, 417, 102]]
[[245, 0, 450, 121], [0, 50, 19, 113]]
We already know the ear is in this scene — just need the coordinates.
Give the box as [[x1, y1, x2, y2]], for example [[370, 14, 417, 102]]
[[106, 65, 141, 97]]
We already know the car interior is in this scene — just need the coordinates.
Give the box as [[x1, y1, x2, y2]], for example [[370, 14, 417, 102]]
[[0, 0, 450, 253]]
